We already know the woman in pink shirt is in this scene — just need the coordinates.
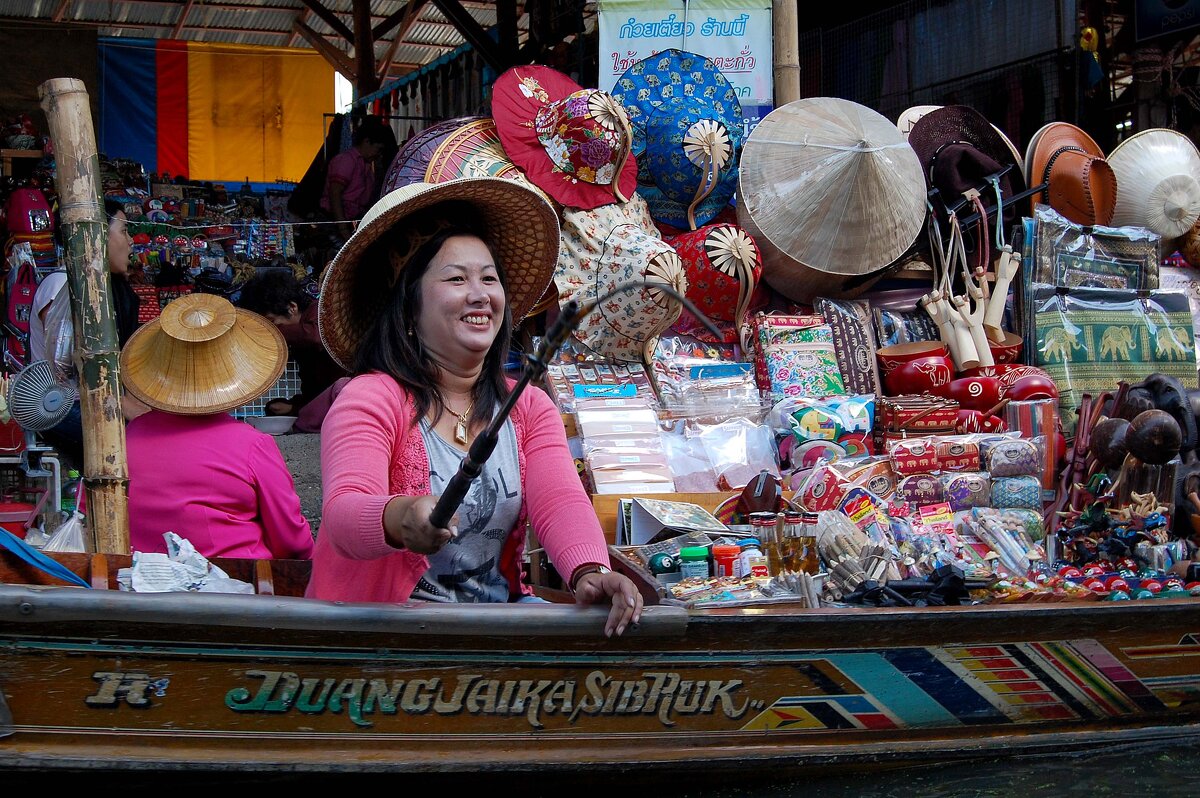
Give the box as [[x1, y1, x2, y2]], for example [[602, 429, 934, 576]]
[[120, 293, 313, 560], [310, 178, 642, 637]]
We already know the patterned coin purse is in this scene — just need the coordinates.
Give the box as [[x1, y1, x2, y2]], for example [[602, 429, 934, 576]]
[[990, 476, 1042, 510], [897, 473, 945, 506], [984, 438, 1041, 478], [943, 473, 991, 511]]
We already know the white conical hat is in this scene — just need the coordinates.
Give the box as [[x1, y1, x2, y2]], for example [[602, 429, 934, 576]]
[[1109, 128, 1200, 239], [737, 98, 926, 301]]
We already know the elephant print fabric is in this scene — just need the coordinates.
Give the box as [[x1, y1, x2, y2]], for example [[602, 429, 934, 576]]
[[1032, 286, 1197, 435]]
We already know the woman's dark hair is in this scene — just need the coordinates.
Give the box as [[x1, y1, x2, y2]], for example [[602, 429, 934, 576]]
[[237, 269, 312, 317], [354, 217, 511, 430], [103, 198, 129, 221]]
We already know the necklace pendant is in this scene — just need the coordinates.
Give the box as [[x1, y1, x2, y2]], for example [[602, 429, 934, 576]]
[[454, 415, 469, 445]]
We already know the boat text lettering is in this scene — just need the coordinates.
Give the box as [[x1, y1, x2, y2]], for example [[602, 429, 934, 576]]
[[225, 669, 752, 729]]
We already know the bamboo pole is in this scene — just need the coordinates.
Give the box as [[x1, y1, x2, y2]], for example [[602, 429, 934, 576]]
[[772, 0, 800, 106], [37, 77, 130, 554]]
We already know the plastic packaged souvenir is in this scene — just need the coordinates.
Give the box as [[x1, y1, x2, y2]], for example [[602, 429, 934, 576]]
[[816, 298, 883, 396], [773, 394, 876, 465], [983, 436, 1044, 478], [989, 475, 1042, 510], [941, 472, 991, 511], [694, 416, 779, 490], [750, 313, 845, 398]]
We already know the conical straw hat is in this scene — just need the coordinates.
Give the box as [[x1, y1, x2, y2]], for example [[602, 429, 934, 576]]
[[1109, 128, 1200, 239], [121, 293, 287, 415], [737, 98, 926, 301]]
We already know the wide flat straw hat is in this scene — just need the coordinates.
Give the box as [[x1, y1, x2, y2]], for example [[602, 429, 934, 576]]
[[737, 97, 926, 301], [121, 293, 286, 415], [1109, 128, 1200, 239], [319, 177, 559, 371]]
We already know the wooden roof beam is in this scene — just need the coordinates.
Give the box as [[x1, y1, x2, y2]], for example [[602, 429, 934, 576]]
[[372, 0, 431, 41], [429, 0, 508, 72], [172, 0, 196, 38], [52, 0, 72, 23], [294, 19, 357, 83], [299, 0, 355, 44]]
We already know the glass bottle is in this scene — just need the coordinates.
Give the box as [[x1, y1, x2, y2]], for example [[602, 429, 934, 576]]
[[797, 512, 821, 575], [750, 511, 783, 576]]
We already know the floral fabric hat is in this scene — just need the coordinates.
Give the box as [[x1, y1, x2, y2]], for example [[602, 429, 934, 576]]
[[555, 194, 688, 363], [493, 65, 638, 210], [665, 223, 761, 346], [611, 49, 744, 229]]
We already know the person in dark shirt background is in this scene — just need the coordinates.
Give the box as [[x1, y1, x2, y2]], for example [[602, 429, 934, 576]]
[[237, 269, 348, 431]]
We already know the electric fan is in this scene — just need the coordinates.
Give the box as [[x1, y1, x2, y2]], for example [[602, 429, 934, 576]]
[[7, 360, 75, 432]]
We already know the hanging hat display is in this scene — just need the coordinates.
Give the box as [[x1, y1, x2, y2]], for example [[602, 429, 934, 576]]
[[665, 223, 761, 346], [737, 97, 926, 302], [555, 194, 687, 362], [611, 49, 744, 229], [1108, 128, 1200, 239], [492, 65, 638, 210], [381, 116, 479, 194], [898, 105, 1024, 171], [903, 105, 1027, 213], [1024, 122, 1117, 226]]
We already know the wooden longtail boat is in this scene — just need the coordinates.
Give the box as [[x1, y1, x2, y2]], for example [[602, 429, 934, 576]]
[[2, 552, 1199, 773]]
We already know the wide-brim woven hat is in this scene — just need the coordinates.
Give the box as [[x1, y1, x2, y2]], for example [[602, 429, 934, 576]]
[[737, 97, 926, 301], [492, 65, 638, 210], [665, 223, 761, 345], [381, 116, 478, 194], [907, 105, 1027, 211], [898, 104, 1024, 170], [1024, 122, 1116, 225], [120, 293, 286, 415], [556, 194, 687, 363], [319, 178, 559, 371], [1109, 128, 1200, 239]]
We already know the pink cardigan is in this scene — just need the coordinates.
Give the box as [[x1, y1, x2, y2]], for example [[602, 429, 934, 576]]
[[127, 410, 313, 560], [307, 373, 611, 603]]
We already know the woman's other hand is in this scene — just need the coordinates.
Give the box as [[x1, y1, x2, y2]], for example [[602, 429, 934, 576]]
[[574, 570, 644, 638], [383, 494, 456, 555]]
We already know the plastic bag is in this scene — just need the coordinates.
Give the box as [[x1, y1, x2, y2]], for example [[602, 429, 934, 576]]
[[43, 510, 86, 553]]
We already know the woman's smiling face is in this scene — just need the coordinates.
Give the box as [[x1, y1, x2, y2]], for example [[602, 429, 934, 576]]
[[416, 235, 506, 365]]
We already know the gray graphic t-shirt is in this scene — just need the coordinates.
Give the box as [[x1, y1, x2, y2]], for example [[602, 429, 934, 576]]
[[411, 415, 521, 603]]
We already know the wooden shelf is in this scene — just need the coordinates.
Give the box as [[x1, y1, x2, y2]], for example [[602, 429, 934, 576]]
[[1, 148, 43, 177]]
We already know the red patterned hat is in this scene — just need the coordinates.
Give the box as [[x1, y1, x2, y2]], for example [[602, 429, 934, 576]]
[[666, 224, 761, 347], [493, 65, 638, 210]]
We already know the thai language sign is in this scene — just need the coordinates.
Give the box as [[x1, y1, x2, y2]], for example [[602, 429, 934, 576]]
[[597, 0, 774, 135]]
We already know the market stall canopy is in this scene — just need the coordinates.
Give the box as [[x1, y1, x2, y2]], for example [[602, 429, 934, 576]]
[[737, 97, 926, 302]]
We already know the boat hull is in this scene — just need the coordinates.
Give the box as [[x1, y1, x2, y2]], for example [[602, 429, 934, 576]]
[[2, 585, 1200, 772]]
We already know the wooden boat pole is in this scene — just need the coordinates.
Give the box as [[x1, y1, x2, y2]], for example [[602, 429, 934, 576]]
[[773, 0, 800, 105], [37, 78, 130, 554]]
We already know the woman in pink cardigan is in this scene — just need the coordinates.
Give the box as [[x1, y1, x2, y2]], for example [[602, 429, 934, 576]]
[[309, 178, 642, 637]]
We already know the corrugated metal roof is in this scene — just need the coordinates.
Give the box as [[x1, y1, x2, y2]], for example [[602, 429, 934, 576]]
[[3, 0, 590, 74]]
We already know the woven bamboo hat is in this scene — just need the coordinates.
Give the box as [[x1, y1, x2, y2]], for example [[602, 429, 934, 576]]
[[120, 293, 286, 415], [319, 178, 559, 371], [1108, 128, 1200, 239], [737, 97, 926, 301]]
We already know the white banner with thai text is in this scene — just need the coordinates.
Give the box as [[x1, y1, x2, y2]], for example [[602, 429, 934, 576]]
[[597, 0, 774, 137]]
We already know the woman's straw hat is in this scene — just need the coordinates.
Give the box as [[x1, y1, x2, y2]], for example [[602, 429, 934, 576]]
[[319, 177, 560, 371], [737, 97, 926, 301], [1108, 128, 1200, 239], [120, 293, 286, 415]]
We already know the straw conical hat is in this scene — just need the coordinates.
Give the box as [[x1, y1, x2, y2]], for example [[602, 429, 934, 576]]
[[1109, 128, 1200, 239], [121, 293, 286, 415], [737, 98, 926, 301]]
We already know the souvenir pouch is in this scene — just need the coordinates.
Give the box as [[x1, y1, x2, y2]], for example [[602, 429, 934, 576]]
[[1032, 204, 1160, 291], [887, 437, 939, 475], [762, 331, 845, 399], [777, 394, 875, 457], [984, 438, 1041, 477], [897, 473, 945, 507], [816, 298, 882, 396], [1031, 286, 1196, 434], [797, 463, 850, 512], [750, 313, 827, 391], [841, 456, 896, 500], [935, 437, 981, 472], [875, 395, 959, 449], [942, 472, 991, 512], [990, 476, 1041, 510]]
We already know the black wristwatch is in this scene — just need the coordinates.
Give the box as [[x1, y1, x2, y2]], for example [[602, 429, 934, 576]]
[[570, 564, 611, 592]]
